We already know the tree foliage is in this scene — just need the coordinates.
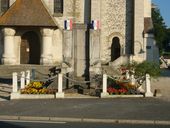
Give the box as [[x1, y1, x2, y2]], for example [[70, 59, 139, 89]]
[[152, 7, 170, 54], [152, 8, 167, 54]]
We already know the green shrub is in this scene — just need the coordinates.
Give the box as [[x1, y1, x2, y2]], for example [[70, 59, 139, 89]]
[[135, 61, 161, 78]]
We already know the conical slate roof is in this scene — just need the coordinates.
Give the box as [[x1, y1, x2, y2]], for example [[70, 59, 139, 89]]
[[0, 0, 57, 27]]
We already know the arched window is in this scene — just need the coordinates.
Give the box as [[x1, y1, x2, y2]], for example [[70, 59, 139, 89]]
[[54, 0, 63, 15], [0, 0, 9, 14]]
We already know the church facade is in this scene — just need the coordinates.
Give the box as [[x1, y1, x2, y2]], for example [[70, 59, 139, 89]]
[[0, 0, 158, 77]]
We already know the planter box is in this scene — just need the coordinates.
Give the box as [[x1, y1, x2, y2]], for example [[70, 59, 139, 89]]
[[10, 92, 55, 100]]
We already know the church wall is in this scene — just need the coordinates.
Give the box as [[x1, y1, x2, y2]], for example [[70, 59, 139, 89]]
[[0, 0, 156, 66], [144, 0, 151, 17], [99, 0, 126, 63], [91, 0, 101, 21], [133, 0, 145, 62], [63, 0, 85, 23]]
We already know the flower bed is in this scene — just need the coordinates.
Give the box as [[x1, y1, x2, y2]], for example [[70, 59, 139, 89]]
[[107, 78, 140, 95], [20, 82, 57, 94]]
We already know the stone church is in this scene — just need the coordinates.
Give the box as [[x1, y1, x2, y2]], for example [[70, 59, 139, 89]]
[[0, 0, 158, 78]]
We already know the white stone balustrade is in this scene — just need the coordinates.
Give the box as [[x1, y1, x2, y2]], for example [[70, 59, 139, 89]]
[[12, 70, 31, 93], [101, 74, 109, 98], [145, 74, 153, 97]]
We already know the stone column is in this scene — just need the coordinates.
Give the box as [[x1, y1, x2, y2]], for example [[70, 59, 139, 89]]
[[40, 28, 54, 65], [2, 28, 16, 65]]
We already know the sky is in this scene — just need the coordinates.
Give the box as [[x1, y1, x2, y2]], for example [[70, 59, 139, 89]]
[[152, 0, 170, 28]]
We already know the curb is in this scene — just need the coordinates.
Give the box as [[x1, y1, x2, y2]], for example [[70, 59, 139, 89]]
[[0, 115, 170, 125]]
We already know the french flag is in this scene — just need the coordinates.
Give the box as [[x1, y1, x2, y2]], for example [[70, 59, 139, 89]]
[[92, 20, 100, 30], [64, 19, 73, 30]]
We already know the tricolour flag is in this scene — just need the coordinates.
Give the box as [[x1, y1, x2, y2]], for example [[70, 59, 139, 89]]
[[64, 19, 73, 30], [92, 20, 100, 30]]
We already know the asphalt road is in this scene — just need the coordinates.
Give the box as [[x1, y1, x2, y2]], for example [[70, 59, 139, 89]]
[[0, 98, 170, 121], [0, 120, 169, 128]]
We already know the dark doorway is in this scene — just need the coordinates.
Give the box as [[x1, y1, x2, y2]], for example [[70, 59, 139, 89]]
[[111, 37, 121, 61], [20, 31, 40, 64]]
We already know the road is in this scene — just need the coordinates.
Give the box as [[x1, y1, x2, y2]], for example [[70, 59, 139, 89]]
[[0, 120, 170, 128]]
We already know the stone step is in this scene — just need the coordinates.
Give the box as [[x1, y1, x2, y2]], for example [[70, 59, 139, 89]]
[[0, 91, 10, 101], [0, 84, 12, 93], [0, 91, 10, 95]]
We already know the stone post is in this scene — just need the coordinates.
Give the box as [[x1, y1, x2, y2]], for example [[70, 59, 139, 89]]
[[40, 28, 54, 65], [12, 72, 18, 93], [145, 74, 153, 97], [2, 28, 16, 65], [101, 74, 109, 98], [20, 71, 25, 89], [26, 70, 31, 85], [56, 73, 64, 98]]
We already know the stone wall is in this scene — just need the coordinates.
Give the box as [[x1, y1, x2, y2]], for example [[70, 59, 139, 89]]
[[100, 0, 123, 62], [90, 0, 138, 63]]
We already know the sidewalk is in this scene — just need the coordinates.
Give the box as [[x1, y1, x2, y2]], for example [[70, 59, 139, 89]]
[[0, 98, 170, 124]]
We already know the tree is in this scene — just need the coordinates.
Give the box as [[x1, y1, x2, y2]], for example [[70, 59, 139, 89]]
[[152, 7, 167, 54]]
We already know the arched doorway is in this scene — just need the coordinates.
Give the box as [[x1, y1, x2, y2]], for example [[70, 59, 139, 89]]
[[20, 31, 40, 64], [111, 37, 121, 61]]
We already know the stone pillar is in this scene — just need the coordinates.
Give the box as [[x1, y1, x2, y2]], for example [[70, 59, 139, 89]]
[[2, 28, 17, 65], [145, 74, 153, 97], [40, 28, 54, 65], [101, 74, 109, 98], [56, 73, 64, 98]]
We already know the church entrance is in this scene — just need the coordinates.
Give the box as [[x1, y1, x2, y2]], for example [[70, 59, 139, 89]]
[[111, 37, 121, 61], [20, 31, 40, 64]]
